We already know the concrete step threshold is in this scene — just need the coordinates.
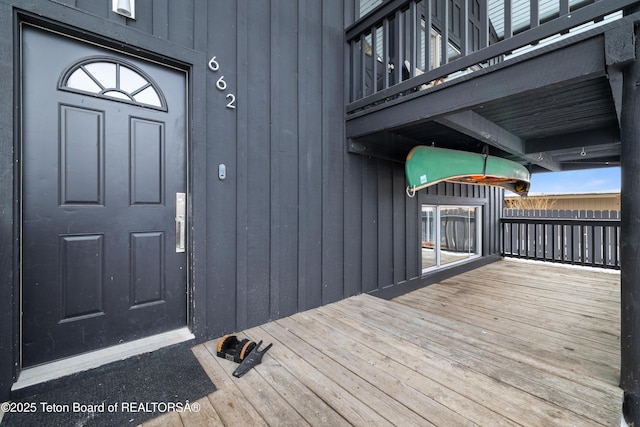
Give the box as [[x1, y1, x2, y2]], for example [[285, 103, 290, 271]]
[[10, 327, 194, 392]]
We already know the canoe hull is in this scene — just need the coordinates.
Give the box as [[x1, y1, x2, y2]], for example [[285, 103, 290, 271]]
[[405, 146, 530, 195]]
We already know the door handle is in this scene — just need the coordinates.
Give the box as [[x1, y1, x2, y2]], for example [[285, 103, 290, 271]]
[[176, 192, 186, 253]]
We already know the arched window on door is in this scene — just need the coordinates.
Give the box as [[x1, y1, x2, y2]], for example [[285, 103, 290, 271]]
[[58, 56, 167, 111]]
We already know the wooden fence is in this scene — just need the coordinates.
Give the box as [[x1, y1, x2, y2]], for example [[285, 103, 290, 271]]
[[501, 209, 620, 270]]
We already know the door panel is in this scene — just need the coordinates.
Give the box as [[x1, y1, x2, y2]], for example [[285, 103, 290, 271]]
[[130, 231, 165, 307], [130, 118, 165, 205], [21, 25, 188, 367], [59, 234, 105, 321], [60, 105, 105, 205]]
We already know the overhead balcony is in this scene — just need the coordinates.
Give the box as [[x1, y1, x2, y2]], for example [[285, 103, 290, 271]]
[[346, 0, 638, 172]]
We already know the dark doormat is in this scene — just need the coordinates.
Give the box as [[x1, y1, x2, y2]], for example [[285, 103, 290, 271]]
[[2, 342, 216, 427]]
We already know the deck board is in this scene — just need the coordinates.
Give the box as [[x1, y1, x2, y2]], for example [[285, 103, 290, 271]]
[[143, 260, 622, 426]]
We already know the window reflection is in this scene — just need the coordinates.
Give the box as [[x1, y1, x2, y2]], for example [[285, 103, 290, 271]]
[[119, 66, 147, 93], [421, 206, 437, 269], [84, 62, 117, 89], [359, 0, 383, 18], [133, 86, 162, 107], [66, 69, 101, 93], [441, 207, 477, 265]]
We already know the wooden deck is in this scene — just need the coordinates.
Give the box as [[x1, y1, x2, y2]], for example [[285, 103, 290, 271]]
[[143, 260, 622, 426]]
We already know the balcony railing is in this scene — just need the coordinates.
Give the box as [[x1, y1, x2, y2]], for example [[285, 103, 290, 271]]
[[501, 213, 620, 269], [347, 0, 638, 114]]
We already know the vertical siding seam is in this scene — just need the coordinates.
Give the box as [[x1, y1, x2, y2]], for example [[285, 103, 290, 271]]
[[297, 0, 304, 312], [359, 157, 364, 295], [319, 0, 325, 306], [267, 0, 274, 321], [191, 0, 197, 50], [296, 0, 302, 313], [235, 0, 248, 331], [269, 0, 275, 321], [294, 0, 300, 314]]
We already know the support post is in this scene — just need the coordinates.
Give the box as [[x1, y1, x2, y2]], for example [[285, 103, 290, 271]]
[[621, 14, 640, 427]]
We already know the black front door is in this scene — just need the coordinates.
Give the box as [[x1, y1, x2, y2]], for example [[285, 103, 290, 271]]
[[21, 25, 188, 367]]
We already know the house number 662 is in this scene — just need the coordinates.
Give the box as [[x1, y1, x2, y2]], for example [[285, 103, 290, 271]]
[[208, 56, 236, 110]]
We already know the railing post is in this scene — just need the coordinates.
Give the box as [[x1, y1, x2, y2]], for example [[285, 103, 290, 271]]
[[559, 0, 569, 16], [440, 0, 449, 66], [394, 9, 402, 84], [530, 0, 539, 29], [409, 1, 417, 77], [461, 0, 469, 56], [383, 18, 391, 89], [360, 33, 367, 97], [371, 24, 378, 94], [425, 0, 432, 71], [504, 0, 512, 40]]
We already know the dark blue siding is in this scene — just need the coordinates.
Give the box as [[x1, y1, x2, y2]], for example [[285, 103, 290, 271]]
[[0, 0, 504, 401]]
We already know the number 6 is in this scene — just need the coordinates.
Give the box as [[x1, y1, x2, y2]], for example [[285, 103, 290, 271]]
[[208, 56, 220, 71], [216, 76, 227, 91]]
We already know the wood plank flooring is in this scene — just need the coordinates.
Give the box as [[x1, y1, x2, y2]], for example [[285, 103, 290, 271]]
[[142, 259, 622, 426]]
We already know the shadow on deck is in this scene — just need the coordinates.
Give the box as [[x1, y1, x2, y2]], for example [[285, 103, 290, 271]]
[[144, 259, 621, 426]]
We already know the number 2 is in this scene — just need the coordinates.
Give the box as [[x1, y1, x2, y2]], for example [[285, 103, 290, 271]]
[[226, 94, 236, 109]]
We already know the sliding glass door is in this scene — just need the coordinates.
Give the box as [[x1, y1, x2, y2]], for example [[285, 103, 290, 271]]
[[421, 205, 481, 274]]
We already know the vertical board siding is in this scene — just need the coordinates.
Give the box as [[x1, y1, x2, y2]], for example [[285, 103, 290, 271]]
[[167, 0, 195, 48], [353, 157, 502, 297], [321, 0, 346, 306], [70, 0, 198, 49], [75, 0, 109, 17], [393, 165, 407, 285], [234, 0, 250, 331], [377, 161, 394, 289], [150, 0, 169, 40], [244, 1, 272, 329], [11, 0, 504, 342], [270, 0, 300, 319], [298, 0, 324, 312], [125, 0, 153, 34], [203, 0, 349, 333], [362, 159, 379, 293], [344, 155, 364, 298], [405, 180, 420, 280], [206, 0, 239, 334]]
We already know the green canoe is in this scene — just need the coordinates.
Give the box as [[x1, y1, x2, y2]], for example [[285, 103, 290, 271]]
[[405, 146, 530, 196]]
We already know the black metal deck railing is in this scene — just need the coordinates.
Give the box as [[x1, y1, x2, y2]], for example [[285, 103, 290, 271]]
[[501, 215, 621, 269], [347, 0, 639, 113]]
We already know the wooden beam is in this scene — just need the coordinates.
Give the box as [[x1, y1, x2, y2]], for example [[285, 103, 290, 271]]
[[347, 37, 606, 138], [605, 22, 636, 126], [526, 127, 621, 154], [607, 67, 624, 126], [620, 11, 640, 424], [605, 21, 636, 68], [434, 111, 561, 171], [347, 134, 416, 163]]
